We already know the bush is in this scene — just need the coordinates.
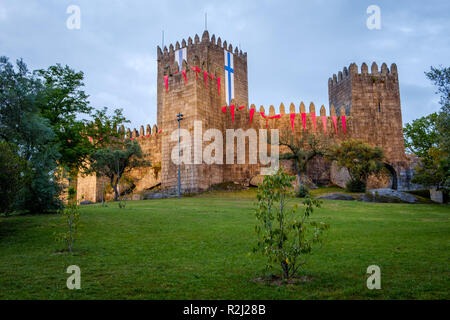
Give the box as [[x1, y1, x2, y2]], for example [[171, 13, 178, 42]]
[[296, 185, 310, 198], [345, 179, 366, 193], [332, 139, 384, 192]]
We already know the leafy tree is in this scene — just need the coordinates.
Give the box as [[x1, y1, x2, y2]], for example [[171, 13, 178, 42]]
[[278, 130, 330, 185], [85, 107, 130, 145], [410, 66, 450, 189], [404, 113, 439, 158], [331, 139, 384, 192], [0, 56, 62, 213], [34, 64, 93, 174], [412, 147, 448, 189], [0, 142, 26, 215], [85, 140, 149, 201], [254, 169, 329, 280]]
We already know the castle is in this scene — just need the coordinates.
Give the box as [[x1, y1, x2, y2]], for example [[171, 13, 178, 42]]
[[77, 30, 417, 202]]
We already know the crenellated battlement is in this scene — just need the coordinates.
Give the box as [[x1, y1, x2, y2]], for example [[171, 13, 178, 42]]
[[110, 123, 161, 140], [328, 62, 398, 87], [157, 30, 247, 66]]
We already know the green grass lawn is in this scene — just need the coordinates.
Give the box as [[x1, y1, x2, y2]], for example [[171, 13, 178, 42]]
[[0, 189, 449, 299]]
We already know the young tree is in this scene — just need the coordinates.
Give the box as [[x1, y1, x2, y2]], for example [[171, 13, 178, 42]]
[[278, 130, 330, 185], [254, 169, 329, 280], [55, 191, 80, 253], [85, 140, 149, 201], [331, 139, 385, 192]]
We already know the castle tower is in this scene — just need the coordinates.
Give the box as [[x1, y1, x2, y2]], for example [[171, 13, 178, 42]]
[[328, 62, 406, 163], [157, 30, 249, 192]]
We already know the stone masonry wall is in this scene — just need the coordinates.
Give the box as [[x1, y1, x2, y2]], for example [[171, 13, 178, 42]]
[[76, 30, 415, 201]]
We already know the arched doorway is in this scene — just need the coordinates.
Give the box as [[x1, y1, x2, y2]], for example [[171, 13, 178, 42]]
[[384, 163, 398, 190]]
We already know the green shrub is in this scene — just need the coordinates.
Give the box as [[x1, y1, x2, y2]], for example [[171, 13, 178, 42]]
[[345, 179, 366, 193], [296, 185, 310, 198]]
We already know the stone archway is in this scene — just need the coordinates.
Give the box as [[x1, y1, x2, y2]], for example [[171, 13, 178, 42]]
[[384, 163, 398, 190]]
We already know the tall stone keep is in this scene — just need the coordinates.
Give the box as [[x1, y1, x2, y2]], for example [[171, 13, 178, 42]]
[[157, 30, 249, 192], [328, 62, 406, 162]]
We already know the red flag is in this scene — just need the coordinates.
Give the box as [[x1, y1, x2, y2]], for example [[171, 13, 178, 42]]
[[164, 75, 168, 92], [238, 106, 245, 110], [217, 77, 221, 96], [249, 108, 255, 124], [182, 70, 187, 84], [321, 116, 327, 132], [301, 113, 306, 131], [290, 113, 295, 131], [260, 112, 282, 128], [158, 129, 162, 134], [332, 116, 338, 134], [204, 70, 208, 88], [192, 66, 200, 80], [342, 115, 346, 134], [222, 106, 227, 113], [230, 105, 235, 123], [311, 112, 316, 131], [210, 72, 214, 80]]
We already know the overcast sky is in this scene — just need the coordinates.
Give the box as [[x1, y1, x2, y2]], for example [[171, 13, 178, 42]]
[[1, 0, 449, 129]]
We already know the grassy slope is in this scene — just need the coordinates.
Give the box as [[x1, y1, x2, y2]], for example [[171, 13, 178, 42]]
[[0, 189, 449, 299]]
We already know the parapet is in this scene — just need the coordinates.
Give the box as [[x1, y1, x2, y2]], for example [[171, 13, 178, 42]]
[[328, 62, 398, 87], [119, 123, 160, 140], [157, 30, 247, 62]]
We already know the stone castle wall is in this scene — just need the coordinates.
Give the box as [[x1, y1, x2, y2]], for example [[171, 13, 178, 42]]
[[76, 30, 416, 202]]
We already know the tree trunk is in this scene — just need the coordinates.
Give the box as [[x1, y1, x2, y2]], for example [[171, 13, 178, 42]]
[[112, 183, 119, 201], [281, 261, 289, 279]]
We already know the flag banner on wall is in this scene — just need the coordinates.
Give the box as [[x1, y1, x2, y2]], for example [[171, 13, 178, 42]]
[[321, 115, 327, 132], [260, 112, 282, 128], [332, 116, 338, 134], [342, 115, 346, 134], [224, 50, 235, 105], [175, 47, 187, 72], [204, 71, 208, 88], [192, 66, 200, 79], [217, 77, 221, 96], [301, 113, 306, 131], [164, 75, 168, 92], [182, 70, 187, 83], [222, 106, 227, 113], [290, 113, 296, 131], [249, 108, 255, 125], [311, 112, 316, 131], [210, 72, 214, 80], [230, 105, 235, 123]]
